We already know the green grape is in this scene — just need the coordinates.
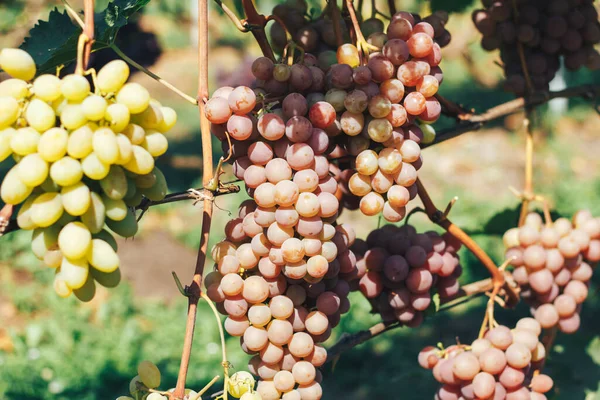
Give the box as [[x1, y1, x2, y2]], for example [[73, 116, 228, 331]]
[[32, 74, 62, 102], [97, 60, 130, 94], [92, 229, 118, 251], [60, 256, 89, 289], [157, 107, 177, 132], [82, 153, 110, 180], [116, 83, 150, 114], [0, 96, 20, 129], [87, 238, 119, 273], [40, 175, 60, 192], [31, 192, 64, 227], [16, 194, 40, 230], [124, 145, 154, 175], [134, 103, 163, 129], [135, 171, 157, 189], [0, 48, 36, 81], [129, 375, 143, 396], [61, 182, 91, 216], [17, 153, 49, 187], [10, 127, 40, 155], [105, 103, 131, 133], [141, 167, 167, 201], [81, 192, 106, 234], [53, 273, 73, 298], [25, 99, 56, 132], [61, 104, 88, 130], [123, 124, 145, 145], [50, 156, 84, 186], [31, 226, 60, 259], [142, 130, 168, 157], [51, 97, 67, 116], [0, 78, 30, 99], [93, 127, 119, 164], [103, 195, 128, 221], [100, 165, 128, 200], [138, 360, 161, 389], [58, 221, 92, 260], [228, 371, 255, 398], [106, 209, 138, 238], [91, 267, 121, 288], [60, 74, 90, 102], [124, 187, 143, 207], [38, 127, 69, 162], [0, 127, 15, 161], [421, 124, 436, 144], [1, 167, 33, 204], [81, 94, 108, 121], [56, 211, 76, 226], [115, 133, 133, 165], [67, 125, 94, 159], [146, 393, 168, 400], [43, 248, 63, 268], [115, 397, 134, 400], [73, 274, 96, 302]]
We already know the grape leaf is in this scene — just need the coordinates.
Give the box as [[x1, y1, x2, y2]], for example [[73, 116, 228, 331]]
[[20, 0, 150, 74], [430, 0, 476, 14], [481, 206, 565, 236]]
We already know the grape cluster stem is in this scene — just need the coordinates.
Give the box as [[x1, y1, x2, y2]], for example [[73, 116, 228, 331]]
[[416, 178, 521, 307], [326, 277, 502, 361]]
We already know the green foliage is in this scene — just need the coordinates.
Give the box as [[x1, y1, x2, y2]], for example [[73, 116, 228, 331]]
[[430, 0, 476, 14], [20, 0, 150, 74]]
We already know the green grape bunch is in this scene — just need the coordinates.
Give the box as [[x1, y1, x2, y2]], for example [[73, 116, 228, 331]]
[[0, 48, 176, 301]]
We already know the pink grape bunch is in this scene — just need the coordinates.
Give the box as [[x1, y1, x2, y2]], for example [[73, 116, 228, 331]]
[[419, 317, 554, 400], [268, 2, 452, 58], [473, 0, 600, 95], [205, 199, 359, 400], [347, 224, 463, 327], [504, 211, 599, 334]]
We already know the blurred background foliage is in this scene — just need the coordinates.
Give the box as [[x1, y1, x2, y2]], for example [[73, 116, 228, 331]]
[[1, 0, 600, 399]]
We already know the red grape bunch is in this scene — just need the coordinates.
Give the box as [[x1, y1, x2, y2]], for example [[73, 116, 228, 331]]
[[205, 199, 359, 400], [419, 317, 554, 400], [347, 224, 463, 327], [473, 0, 600, 95], [504, 211, 599, 333]]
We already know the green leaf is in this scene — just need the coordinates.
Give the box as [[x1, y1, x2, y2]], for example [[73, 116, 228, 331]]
[[20, 8, 79, 75], [430, 0, 476, 14], [95, 0, 151, 44], [481, 206, 565, 236], [20, 0, 150, 75]]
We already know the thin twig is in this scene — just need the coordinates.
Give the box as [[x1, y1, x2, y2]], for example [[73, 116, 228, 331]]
[[171, 0, 214, 398], [242, 0, 276, 61], [110, 44, 198, 105], [422, 83, 600, 149], [212, 0, 249, 32], [415, 178, 521, 307], [326, 277, 502, 361]]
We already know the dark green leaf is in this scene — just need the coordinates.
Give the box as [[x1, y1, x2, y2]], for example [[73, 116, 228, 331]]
[[481, 205, 565, 236], [20, 0, 150, 75], [430, 0, 476, 14], [20, 8, 79, 74]]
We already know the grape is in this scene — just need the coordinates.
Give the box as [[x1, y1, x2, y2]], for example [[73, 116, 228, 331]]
[[288, 332, 314, 357], [535, 304, 559, 328], [243, 326, 269, 351], [486, 326, 513, 350], [253, 57, 275, 80], [61, 182, 91, 216], [60, 257, 90, 289], [292, 361, 316, 385], [274, 370, 296, 393], [221, 273, 244, 296], [104, 103, 130, 133], [505, 343, 531, 368], [25, 99, 56, 132], [96, 60, 130, 94], [309, 101, 336, 129], [530, 374, 553, 393], [404, 92, 427, 115], [137, 360, 161, 389], [0, 48, 36, 81]]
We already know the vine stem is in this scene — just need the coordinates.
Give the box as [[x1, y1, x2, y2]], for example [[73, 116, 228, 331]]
[[519, 115, 534, 226], [242, 0, 276, 62], [109, 44, 198, 105], [75, 0, 94, 74], [415, 178, 520, 307], [326, 277, 501, 361], [171, 0, 213, 398]]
